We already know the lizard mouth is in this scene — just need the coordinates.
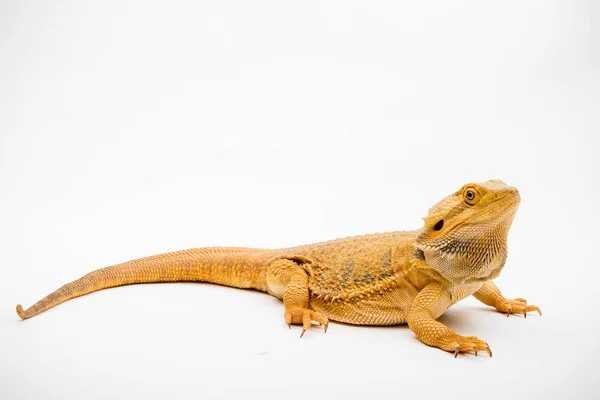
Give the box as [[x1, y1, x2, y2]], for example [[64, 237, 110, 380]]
[[444, 193, 518, 236]]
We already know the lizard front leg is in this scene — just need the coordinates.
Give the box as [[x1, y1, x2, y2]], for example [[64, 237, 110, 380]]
[[407, 283, 492, 357], [473, 281, 542, 317], [266, 258, 328, 337]]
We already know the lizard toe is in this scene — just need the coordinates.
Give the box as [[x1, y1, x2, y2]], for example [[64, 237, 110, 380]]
[[284, 307, 329, 338], [500, 299, 542, 317], [443, 335, 491, 358]]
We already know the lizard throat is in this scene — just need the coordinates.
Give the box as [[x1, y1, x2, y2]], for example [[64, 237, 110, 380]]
[[419, 218, 511, 283]]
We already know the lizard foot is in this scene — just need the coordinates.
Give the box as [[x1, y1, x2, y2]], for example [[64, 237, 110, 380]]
[[284, 307, 329, 338], [439, 334, 492, 358], [498, 298, 542, 318]]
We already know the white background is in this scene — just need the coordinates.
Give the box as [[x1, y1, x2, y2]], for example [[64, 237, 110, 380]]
[[1, 1, 599, 399]]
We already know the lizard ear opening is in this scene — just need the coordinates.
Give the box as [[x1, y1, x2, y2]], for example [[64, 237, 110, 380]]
[[433, 220, 444, 231]]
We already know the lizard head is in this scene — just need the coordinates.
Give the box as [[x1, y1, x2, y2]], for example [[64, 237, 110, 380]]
[[415, 179, 520, 283]]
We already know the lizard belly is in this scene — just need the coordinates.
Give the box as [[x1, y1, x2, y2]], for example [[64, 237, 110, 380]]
[[310, 285, 419, 326]]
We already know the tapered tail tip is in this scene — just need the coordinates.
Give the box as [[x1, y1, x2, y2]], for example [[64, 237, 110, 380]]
[[16, 304, 27, 319]]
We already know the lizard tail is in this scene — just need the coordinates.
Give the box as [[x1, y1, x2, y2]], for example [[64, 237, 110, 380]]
[[16, 247, 271, 319]]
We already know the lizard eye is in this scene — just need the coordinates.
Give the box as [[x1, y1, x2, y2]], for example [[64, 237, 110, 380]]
[[433, 220, 444, 231], [464, 188, 480, 205]]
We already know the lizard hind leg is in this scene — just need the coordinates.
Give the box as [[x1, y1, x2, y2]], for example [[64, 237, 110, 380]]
[[266, 258, 328, 337]]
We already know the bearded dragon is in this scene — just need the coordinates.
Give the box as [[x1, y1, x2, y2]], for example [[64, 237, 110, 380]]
[[16, 179, 541, 357]]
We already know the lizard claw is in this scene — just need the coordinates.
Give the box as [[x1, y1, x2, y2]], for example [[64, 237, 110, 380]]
[[501, 299, 542, 318], [284, 307, 329, 338], [446, 335, 491, 358]]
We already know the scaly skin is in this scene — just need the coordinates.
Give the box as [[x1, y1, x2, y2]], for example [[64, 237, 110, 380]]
[[16, 179, 541, 356]]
